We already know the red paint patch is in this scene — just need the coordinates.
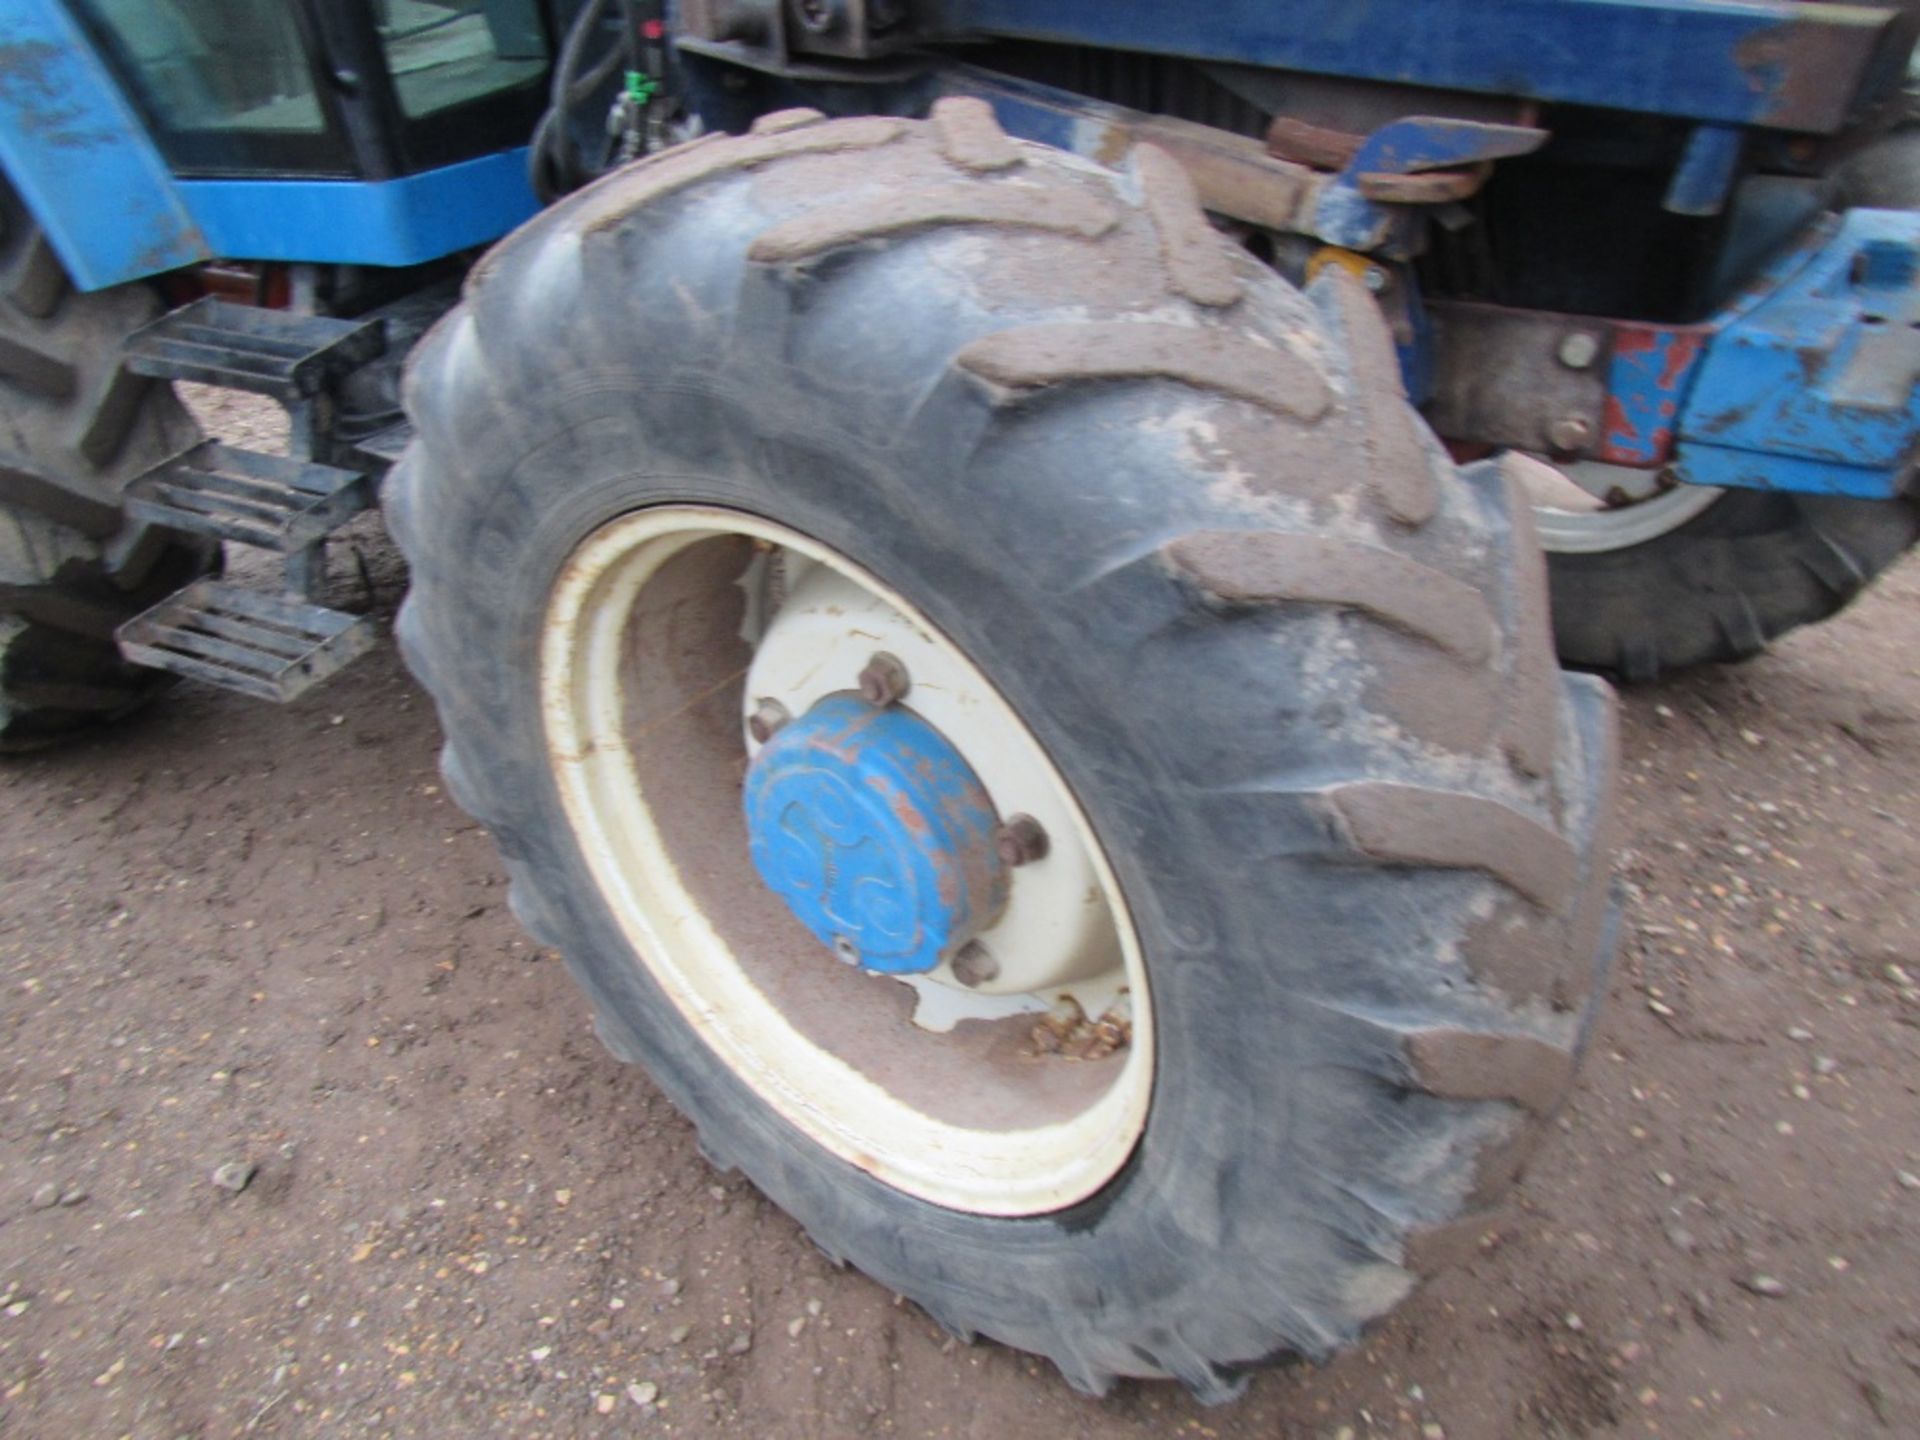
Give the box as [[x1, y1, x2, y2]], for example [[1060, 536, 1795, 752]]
[[1602, 394, 1639, 449], [1611, 327, 1657, 357], [1658, 330, 1707, 389]]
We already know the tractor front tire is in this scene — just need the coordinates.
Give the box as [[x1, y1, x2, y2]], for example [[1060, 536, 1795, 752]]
[[0, 177, 211, 751], [390, 105, 1618, 1399]]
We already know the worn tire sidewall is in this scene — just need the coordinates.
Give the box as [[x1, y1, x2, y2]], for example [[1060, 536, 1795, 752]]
[[403, 354, 1414, 1364], [1547, 489, 1920, 674]]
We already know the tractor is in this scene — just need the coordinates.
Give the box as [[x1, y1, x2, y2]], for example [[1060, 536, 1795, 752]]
[[2, 0, 1915, 1402]]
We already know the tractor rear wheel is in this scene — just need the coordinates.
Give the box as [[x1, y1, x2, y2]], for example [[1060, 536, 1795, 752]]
[[0, 177, 212, 750], [390, 104, 1618, 1398], [1535, 482, 1920, 682]]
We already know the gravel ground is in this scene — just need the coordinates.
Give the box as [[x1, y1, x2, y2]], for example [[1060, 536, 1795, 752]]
[[1, 391, 1917, 1438]]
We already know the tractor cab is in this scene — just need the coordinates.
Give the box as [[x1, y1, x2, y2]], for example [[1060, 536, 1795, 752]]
[[68, 0, 551, 181]]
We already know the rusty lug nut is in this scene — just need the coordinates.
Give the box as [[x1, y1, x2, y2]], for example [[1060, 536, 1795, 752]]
[[950, 941, 998, 988], [1546, 415, 1594, 453], [857, 652, 910, 707], [747, 698, 790, 744], [994, 814, 1050, 868]]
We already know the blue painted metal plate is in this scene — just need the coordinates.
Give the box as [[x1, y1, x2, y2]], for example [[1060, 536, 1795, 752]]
[[0, 0, 209, 289], [927, 0, 1899, 134], [1676, 209, 1920, 499], [743, 694, 1008, 976], [174, 149, 540, 270]]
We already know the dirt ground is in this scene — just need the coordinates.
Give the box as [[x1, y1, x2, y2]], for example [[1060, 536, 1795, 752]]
[[2, 392, 1918, 1439]]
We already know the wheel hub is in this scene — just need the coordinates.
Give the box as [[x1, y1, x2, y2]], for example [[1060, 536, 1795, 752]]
[[743, 693, 1009, 975]]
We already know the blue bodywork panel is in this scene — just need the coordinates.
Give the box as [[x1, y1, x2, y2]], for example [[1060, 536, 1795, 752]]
[[0, 0, 539, 288], [928, 0, 1898, 133], [174, 151, 540, 269], [1675, 209, 1920, 499], [1596, 323, 1710, 467], [1664, 123, 1746, 216], [0, 0, 209, 289], [743, 694, 1009, 976]]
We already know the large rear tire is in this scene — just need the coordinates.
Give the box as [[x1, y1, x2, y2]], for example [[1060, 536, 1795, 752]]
[[1541, 488, 1920, 682], [391, 105, 1619, 1399], [0, 177, 211, 750]]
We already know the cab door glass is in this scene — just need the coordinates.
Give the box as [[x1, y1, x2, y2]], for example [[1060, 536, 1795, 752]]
[[376, 0, 549, 118], [76, 0, 325, 134]]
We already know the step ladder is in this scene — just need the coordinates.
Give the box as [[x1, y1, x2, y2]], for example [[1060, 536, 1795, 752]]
[[114, 298, 390, 703]]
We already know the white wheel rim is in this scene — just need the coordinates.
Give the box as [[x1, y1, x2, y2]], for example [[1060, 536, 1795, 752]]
[[1519, 456, 1725, 554], [540, 506, 1153, 1215]]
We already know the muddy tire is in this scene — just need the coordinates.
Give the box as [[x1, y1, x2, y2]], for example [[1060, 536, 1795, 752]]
[[0, 176, 211, 751], [390, 105, 1619, 1399], [1545, 492, 1920, 681]]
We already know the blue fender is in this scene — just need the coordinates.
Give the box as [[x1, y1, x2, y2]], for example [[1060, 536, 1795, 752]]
[[0, 0, 210, 289], [0, 0, 540, 289]]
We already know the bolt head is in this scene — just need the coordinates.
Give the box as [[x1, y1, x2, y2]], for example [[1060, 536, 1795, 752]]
[[747, 698, 791, 745], [857, 652, 910, 708], [1362, 266, 1390, 293], [1546, 415, 1594, 453], [993, 813, 1049, 868], [1557, 332, 1600, 370], [794, 0, 839, 33], [950, 941, 998, 988]]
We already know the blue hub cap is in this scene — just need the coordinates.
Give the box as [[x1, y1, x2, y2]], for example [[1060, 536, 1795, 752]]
[[743, 693, 1008, 975]]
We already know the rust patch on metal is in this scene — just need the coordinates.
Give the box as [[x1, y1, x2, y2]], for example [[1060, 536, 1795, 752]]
[[1266, 114, 1366, 171], [958, 321, 1332, 421], [1733, 15, 1897, 135], [1030, 996, 1131, 1060]]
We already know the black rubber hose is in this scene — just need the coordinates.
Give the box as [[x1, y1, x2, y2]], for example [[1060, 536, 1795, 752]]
[[528, 0, 621, 203]]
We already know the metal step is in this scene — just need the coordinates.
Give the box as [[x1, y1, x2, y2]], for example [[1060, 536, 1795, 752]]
[[127, 441, 372, 551], [123, 297, 386, 399], [117, 580, 375, 703]]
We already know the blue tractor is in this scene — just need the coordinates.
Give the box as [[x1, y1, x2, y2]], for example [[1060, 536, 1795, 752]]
[[3, 0, 1913, 1400]]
